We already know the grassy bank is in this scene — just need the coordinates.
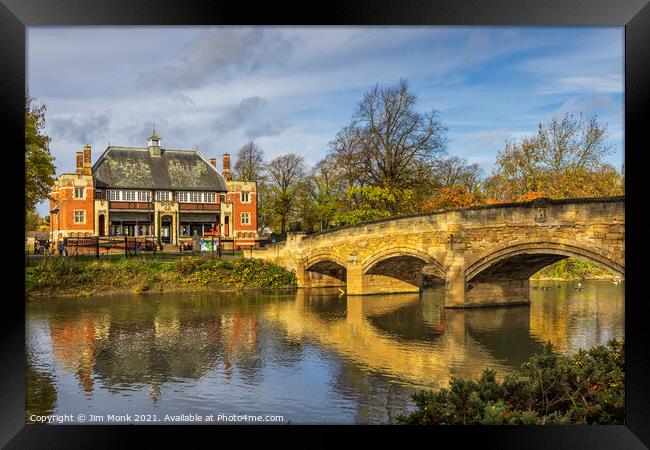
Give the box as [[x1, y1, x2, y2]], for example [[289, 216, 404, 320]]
[[532, 258, 621, 281], [397, 340, 624, 425], [25, 256, 297, 298]]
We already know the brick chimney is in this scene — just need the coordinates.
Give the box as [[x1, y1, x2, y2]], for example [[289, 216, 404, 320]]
[[83, 145, 92, 175], [76, 151, 83, 175], [222, 153, 232, 181], [209, 157, 217, 168]]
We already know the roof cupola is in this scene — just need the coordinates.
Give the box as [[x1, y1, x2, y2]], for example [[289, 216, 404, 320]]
[[147, 128, 161, 157]]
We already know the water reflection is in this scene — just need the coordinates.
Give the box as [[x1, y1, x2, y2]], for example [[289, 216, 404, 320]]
[[25, 281, 624, 424]]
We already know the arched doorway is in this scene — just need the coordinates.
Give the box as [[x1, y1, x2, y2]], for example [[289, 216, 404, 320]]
[[98, 214, 105, 237]]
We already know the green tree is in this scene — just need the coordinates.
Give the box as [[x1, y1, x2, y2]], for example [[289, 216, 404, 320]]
[[26, 210, 41, 232], [297, 158, 343, 233], [265, 153, 306, 233], [25, 94, 56, 216], [333, 185, 402, 225]]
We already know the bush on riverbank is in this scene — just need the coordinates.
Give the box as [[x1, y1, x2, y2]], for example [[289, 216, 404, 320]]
[[174, 257, 298, 288], [397, 339, 624, 425], [532, 258, 618, 280], [25, 256, 297, 297]]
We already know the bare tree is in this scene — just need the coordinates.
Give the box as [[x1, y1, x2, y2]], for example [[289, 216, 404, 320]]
[[537, 113, 613, 174], [353, 79, 447, 190], [266, 153, 306, 233], [327, 125, 369, 188], [327, 80, 447, 214], [432, 156, 483, 192], [233, 142, 265, 181]]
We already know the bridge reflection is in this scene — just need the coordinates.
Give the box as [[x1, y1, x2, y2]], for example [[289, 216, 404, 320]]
[[263, 289, 510, 388]]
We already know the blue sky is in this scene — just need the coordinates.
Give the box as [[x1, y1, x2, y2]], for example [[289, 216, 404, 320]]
[[28, 26, 624, 216]]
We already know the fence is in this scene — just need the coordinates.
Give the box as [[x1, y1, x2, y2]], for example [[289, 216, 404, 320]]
[[45, 236, 269, 259], [65, 236, 157, 258]]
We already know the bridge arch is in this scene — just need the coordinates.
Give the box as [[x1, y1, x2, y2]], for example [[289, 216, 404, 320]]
[[465, 239, 624, 283], [304, 254, 348, 282], [363, 247, 445, 287]]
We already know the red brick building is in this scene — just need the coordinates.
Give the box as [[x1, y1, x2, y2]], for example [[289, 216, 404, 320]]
[[49, 133, 260, 249]]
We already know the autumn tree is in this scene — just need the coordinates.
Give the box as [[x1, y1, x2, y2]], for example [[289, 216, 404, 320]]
[[265, 153, 306, 233], [421, 186, 485, 212], [25, 94, 56, 231], [485, 113, 623, 200]]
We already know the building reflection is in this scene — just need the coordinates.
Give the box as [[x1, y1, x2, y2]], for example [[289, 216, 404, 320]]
[[45, 295, 263, 401]]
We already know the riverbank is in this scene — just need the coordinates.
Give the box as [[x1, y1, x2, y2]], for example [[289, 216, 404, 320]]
[[531, 258, 622, 281], [25, 256, 297, 299]]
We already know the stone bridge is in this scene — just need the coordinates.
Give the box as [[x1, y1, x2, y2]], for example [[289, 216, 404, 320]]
[[248, 197, 624, 308]]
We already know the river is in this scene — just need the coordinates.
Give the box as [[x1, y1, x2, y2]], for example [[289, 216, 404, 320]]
[[25, 280, 624, 425]]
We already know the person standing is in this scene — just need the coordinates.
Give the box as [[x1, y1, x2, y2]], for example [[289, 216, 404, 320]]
[[58, 240, 64, 256]]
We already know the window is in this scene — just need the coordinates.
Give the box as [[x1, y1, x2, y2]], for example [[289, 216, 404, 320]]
[[220, 193, 226, 203], [155, 191, 171, 201], [241, 212, 250, 225], [74, 187, 84, 199], [137, 191, 151, 202], [74, 210, 85, 223], [123, 190, 136, 201], [241, 191, 250, 203], [177, 192, 188, 202], [190, 192, 200, 202], [205, 192, 216, 203], [108, 190, 120, 201]]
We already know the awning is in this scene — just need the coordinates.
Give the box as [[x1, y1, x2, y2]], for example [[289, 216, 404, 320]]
[[179, 213, 219, 223], [109, 212, 152, 222]]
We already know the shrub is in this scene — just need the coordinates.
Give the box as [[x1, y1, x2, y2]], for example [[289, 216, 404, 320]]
[[397, 339, 624, 425]]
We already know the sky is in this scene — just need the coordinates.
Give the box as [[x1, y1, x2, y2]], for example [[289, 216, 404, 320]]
[[28, 26, 624, 216]]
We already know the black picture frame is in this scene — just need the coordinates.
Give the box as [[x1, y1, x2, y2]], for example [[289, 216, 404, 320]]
[[2, 0, 648, 447]]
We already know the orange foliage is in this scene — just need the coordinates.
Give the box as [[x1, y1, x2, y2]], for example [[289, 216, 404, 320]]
[[515, 191, 548, 202], [421, 186, 484, 212], [484, 198, 508, 205]]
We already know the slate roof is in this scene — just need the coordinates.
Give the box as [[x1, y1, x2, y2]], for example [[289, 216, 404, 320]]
[[92, 146, 228, 191]]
